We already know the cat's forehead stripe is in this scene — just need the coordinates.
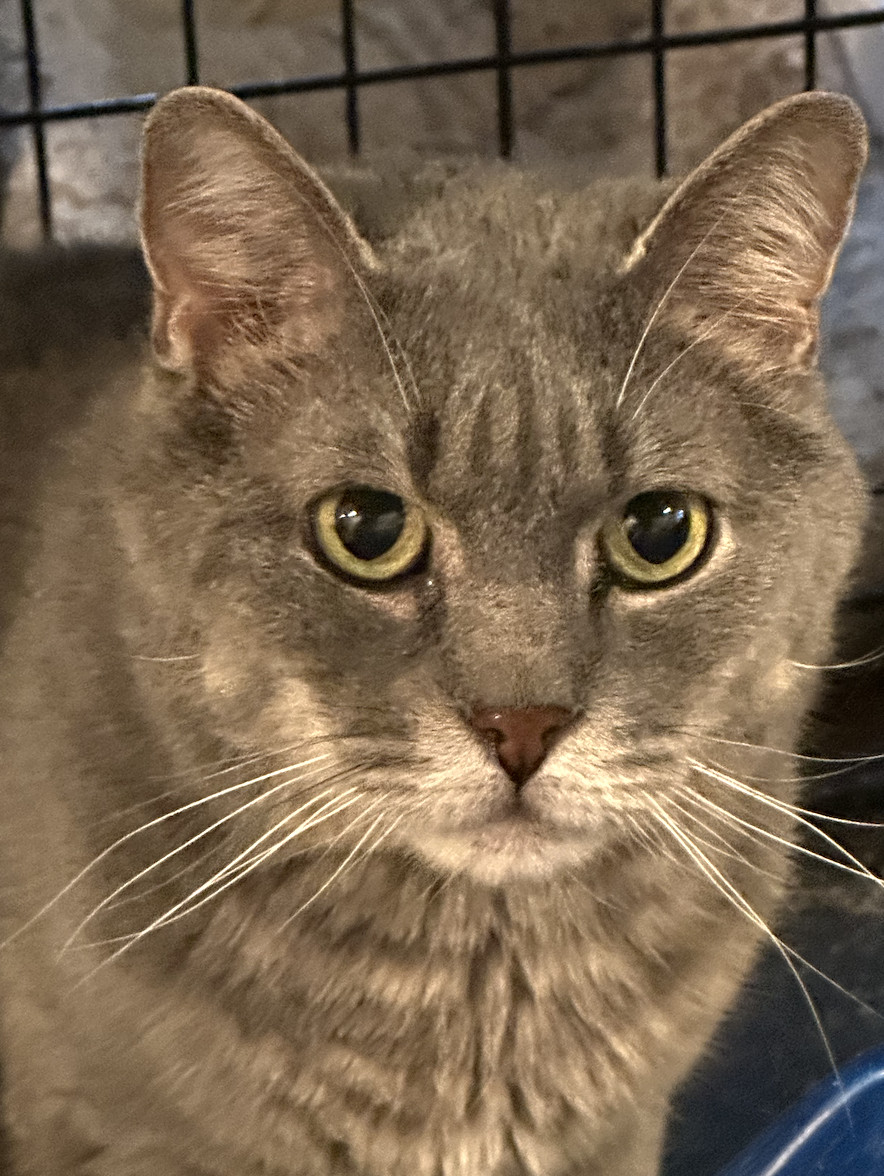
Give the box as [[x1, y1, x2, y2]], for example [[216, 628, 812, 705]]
[[417, 307, 605, 517], [370, 174, 674, 514]]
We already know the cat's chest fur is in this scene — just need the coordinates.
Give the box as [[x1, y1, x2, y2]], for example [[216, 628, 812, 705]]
[[55, 848, 744, 1176]]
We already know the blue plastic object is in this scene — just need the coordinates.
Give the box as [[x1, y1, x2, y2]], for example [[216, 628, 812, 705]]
[[715, 1047, 884, 1176]]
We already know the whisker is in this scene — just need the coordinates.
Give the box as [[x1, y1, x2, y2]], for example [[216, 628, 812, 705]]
[[303, 792, 388, 862], [143, 736, 339, 786], [91, 805, 404, 957], [690, 758, 884, 857], [629, 297, 749, 423], [348, 266, 414, 412], [278, 809, 404, 933], [678, 784, 884, 892], [619, 809, 686, 873], [119, 794, 371, 941], [74, 791, 364, 971], [299, 194, 420, 413], [92, 747, 326, 833], [72, 796, 367, 954], [791, 645, 884, 671], [653, 799, 882, 1034], [685, 730, 884, 769], [130, 653, 200, 663], [0, 753, 331, 953], [104, 841, 222, 911], [135, 724, 396, 799], [60, 770, 343, 953], [616, 215, 724, 410], [707, 761, 878, 787], [646, 798, 869, 1086], [667, 791, 786, 884]]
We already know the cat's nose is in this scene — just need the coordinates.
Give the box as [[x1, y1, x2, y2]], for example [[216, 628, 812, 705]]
[[469, 706, 573, 788]]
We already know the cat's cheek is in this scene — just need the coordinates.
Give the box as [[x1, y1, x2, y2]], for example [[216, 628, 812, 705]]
[[249, 674, 333, 748], [351, 584, 422, 625], [198, 638, 329, 752]]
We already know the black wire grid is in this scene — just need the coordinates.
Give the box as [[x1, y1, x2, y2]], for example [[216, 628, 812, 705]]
[[5, 0, 884, 239]]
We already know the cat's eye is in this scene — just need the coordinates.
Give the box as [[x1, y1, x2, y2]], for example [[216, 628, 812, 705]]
[[311, 484, 428, 583], [602, 490, 711, 586]]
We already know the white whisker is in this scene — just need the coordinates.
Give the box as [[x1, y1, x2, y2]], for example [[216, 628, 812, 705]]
[[96, 741, 325, 829], [113, 794, 369, 941], [347, 264, 415, 411], [620, 808, 674, 857], [646, 798, 862, 1087], [145, 736, 339, 786], [791, 645, 884, 671], [5, 751, 331, 951], [667, 791, 786, 884], [73, 791, 363, 973], [104, 841, 222, 911], [689, 759, 884, 871], [59, 770, 342, 954], [303, 195, 420, 413], [687, 730, 884, 769], [616, 216, 723, 409], [278, 809, 403, 932], [130, 653, 200, 663], [678, 785, 884, 893], [629, 298, 749, 423]]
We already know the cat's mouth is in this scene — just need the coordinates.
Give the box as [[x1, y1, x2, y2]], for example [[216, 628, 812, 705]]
[[414, 797, 591, 884], [466, 794, 554, 834]]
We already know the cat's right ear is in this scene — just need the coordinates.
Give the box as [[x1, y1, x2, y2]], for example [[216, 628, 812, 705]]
[[621, 92, 867, 374], [140, 86, 374, 374]]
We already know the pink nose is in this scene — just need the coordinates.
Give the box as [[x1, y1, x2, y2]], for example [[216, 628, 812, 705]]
[[469, 706, 573, 787]]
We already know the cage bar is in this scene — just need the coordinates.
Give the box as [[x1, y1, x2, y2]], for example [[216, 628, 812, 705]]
[[804, 0, 817, 90], [651, 0, 667, 177], [17, 0, 51, 238], [492, 0, 514, 158], [4, 3, 884, 239], [340, 0, 360, 154], [181, 0, 201, 87], [7, 9, 884, 132]]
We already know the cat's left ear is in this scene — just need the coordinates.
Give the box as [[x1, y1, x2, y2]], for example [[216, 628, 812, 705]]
[[623, 92, 867, 372], [140, 86, 374, 374]]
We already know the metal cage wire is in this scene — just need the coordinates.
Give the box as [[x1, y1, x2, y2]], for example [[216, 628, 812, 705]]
[[4, 0, 884, 239]]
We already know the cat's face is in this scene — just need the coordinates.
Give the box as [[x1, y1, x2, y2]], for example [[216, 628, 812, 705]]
[[126, 88, 867, 886]]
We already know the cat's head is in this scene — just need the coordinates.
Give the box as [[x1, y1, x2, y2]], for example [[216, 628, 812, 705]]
[[126, 87, 867, 886]]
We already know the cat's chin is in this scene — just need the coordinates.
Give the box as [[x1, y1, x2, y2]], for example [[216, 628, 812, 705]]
[[412, 816, 591, 886]]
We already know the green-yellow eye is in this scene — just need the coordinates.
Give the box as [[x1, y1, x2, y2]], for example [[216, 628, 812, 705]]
[[312, 484, 428, 583], [602, 490, 711, 586]]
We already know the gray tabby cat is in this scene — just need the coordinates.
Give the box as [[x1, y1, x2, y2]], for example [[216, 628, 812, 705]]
[[0, 86, 869, 1176]]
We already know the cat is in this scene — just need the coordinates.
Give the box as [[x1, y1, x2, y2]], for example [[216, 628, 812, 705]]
[[0, 85, 869, 1176]]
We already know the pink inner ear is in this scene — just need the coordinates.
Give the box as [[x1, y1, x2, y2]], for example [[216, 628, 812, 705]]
[[146, 199, 351, 373], [140, 91, 369, 375], [151, 283, 231, 373], [621, 96, 866, 375]]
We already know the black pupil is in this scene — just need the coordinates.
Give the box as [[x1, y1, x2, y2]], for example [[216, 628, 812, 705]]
[[623, 491, 691, 565], [334, 486, 406, 561]]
